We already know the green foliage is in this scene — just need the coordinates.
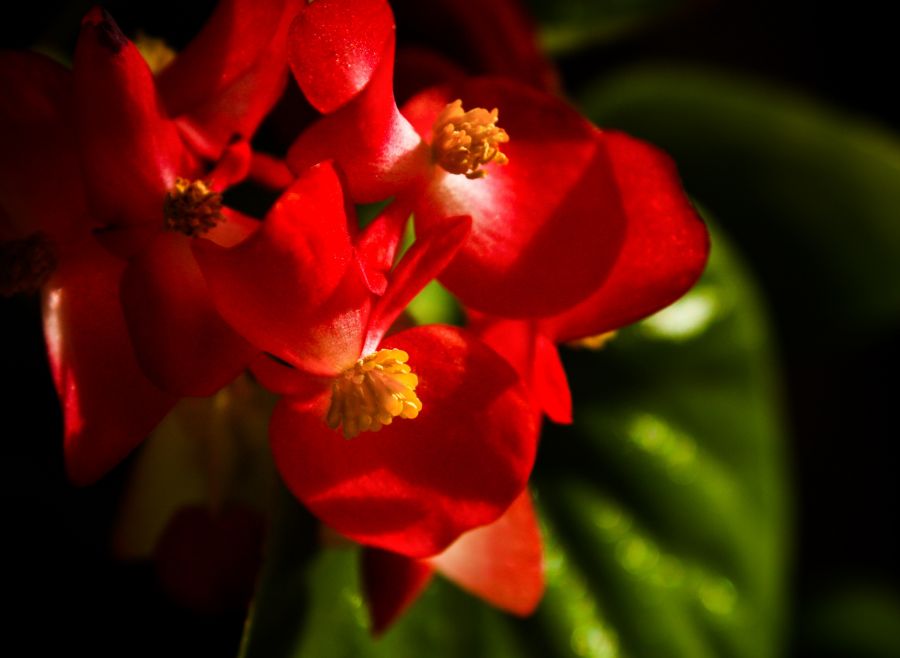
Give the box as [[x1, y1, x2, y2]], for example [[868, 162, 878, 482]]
[[240, 226, 788, 658], [524, 0, 683, 54], [582, 67, 900, 347]]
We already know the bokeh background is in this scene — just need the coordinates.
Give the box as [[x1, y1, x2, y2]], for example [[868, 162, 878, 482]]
[[2, 1, 898, 656]]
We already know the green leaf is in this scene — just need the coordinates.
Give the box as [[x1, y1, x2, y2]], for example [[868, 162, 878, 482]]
[[240, 225, 788, 657], [524, 0, 684, 54], [581, 67, 900, 346]]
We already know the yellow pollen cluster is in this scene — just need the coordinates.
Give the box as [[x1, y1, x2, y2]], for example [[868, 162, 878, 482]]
[[432, 99, 509, 179], [163, 178, 224, 237], [326, 348, 423, 439]]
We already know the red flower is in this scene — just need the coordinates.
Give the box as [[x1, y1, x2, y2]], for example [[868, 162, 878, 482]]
[[285, 0, 633, 318], [0, 50, 179, 484], [150, 0, 299, 160], [72, 7, 262, 397], [362, 489, 544, 633], [195, 161, 540, 557], [1, 1, 298, 482], [472, 132, 711, 423]]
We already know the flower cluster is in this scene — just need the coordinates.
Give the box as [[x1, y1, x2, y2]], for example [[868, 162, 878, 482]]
[[0, 0, 708, 629]]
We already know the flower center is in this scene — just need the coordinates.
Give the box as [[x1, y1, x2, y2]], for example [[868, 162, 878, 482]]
[[326, 348, 423, 439], [163, 178, 224, 237], [0, 232, 56, 296], [431, 99, 509, 180]]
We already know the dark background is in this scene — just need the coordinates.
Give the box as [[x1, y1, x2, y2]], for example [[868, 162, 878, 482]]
[[2, 1, 897, 655]]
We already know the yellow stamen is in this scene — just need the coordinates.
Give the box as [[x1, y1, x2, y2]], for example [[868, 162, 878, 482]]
[[0, 232, 56, 297], [431, 99, 509, 179], [164, 178, 224, 237], [135, 31, 177, 74], [326, 348, 423, 439], [568, 331, 617, 350]]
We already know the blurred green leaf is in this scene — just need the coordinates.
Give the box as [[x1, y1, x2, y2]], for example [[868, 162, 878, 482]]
[[525, 0, 684, 54], [582, 67, 900, 346], [240, 226, 788, 657]]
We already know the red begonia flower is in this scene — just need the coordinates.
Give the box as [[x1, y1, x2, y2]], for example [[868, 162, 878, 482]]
[[157, 0, 300, 159], [196, 161, 539, 557], [73, 8, 257, 396], [286, 0, 627, 318], [472, 132, 710, 423], [0, 50, 179, 485], [362, 489, 544, 633]]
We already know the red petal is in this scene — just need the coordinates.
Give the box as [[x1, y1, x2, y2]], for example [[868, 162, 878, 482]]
[[364, 215, 471, 348], [42, 239, 177, 485], [354, 200, 412, 296], [207, 140, 252, 192], [248, 152, 295, 191], [120, 232, 255, 396], [270, 325, 539, 558], [288, 0, 395, 114], [430, 489, 544, 615], [0, 52, 86, 243], [286, 44, 427, 203], [194, 162, 371, 375], [361, 548, 434, 634], [407, 79, 627, 317], [249, 354, 329, 399], [286, 0, 426, 203], [472, 318, 570, 423], [539, 132, 710, 341], [74, 8, 193, 228], [533, 334, 572, 424], [159, 0, 293, 155]]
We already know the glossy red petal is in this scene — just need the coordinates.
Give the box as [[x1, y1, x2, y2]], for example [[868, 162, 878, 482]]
[[430, 489, 544, 615], [270, 325, 539, 558], [287, 36, 427, 203], [74, 8, 192, 228], [42, 239, 177, 485], [194, 162, 371, 375], [248, 152, 295, 191], [0, 52, 86, 243], [159, 0, 291, 155], [207, 141, 252, 192], [539, 132, 710, 342], [354, 200, 412, 296], [407, 79, 627, 317], [472, 317, 570, 423], [120, 232, 255, 396], [533, 334, 572, 424], [364, 215, 471, 348], [249, 354, 329, 399], [288, 0, 395, 114], [361, 548, 434, 635]]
